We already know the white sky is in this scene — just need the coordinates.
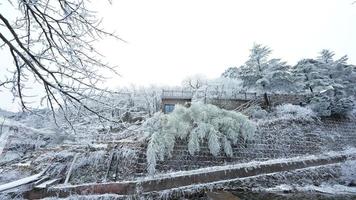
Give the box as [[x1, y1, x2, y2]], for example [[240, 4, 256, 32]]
[[1, 0, 356, 110], [93, 0, 356, 87]]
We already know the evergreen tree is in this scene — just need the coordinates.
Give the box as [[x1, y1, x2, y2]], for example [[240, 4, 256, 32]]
[[222, 46, 355, 117], [293, 50, 355, 116], [222, 44, 296, 94], [221, 67, 240, 79]]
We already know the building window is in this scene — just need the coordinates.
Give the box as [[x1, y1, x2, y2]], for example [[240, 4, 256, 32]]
[[164, 104, 175, 114]]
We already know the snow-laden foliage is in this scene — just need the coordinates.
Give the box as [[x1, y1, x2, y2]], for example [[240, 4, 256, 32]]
[[317, 49, 336, 64], [292, 51, 355, 117], [144, 103, 256, 174], [222, 136, 233, 157], [308, 95, 332, 117], [251, 104, 318, 125], [309, 94, 355, 117], [221, 67, 240, 79], [275, 104, 317, 121], [181, 74, 208, 90], [222, 44, 297, 94], [222, 45, 356, 117], [246, 105, 268, 119], [179, 77, 245, 104], [332, 97, 354, 116]]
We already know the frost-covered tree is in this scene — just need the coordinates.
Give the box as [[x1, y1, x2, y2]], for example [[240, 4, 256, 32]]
[[0, 0, 121, 123], [119, 86, 162, 118], [185, 77, 244, 103], [143, 103, 256, 174], [263, 59, 297, 93], [292, 59, 331, 94], [221, 67, 240, 79], [240, 44, 272, 91], [181, 74, 208, 90], [244, 44, 296, 94], [221, 46, 355, 117], [317, 49, 335, 64], [293, 50, 355, 116], [293, 50, 354, 95], [222, 44, 296, 107]]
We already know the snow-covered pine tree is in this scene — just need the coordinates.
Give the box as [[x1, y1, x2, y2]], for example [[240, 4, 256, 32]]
[[221, 45, 355, 117], [294, 50, 355, 116], [292, 59, 331, 94], [221, 67, 240, 79], [317, 49, 335, 64], [222, 44, 296, 95]]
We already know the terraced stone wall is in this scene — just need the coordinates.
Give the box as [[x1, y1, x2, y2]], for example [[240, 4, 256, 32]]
[[141, 118, 356, 173], [267, 94, 311, 106]]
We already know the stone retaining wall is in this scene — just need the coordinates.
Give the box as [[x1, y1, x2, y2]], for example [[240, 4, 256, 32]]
[[208, 99, 249, 110], [139, 118, 356, 174], [267, 94, 311, 106]]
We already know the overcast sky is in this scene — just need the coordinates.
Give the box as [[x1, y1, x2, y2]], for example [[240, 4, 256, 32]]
[[1, 0, 356, 110], [93, 0, 356, 87]]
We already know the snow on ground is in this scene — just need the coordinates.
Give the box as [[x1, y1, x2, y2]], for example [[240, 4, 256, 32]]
[[0, 170, 46, 192], [0, 106, 355, 199], [264, 184, 356, 195], [137, 147, 356, 181], [0, 109, 141, 190], [49, 147, 356, 191], [341, 159, 356, 183], [41, 194, 128, 200], [0, 115, 56, 135]]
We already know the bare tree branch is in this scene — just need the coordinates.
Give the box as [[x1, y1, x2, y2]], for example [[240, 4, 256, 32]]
[[0, 0, 123, 127]]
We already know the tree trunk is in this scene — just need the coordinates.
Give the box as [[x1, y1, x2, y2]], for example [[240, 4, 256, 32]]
[[308, 85, 313, 93], [264, 93, 270, 107]]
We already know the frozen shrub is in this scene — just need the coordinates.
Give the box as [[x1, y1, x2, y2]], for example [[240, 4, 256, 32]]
[[309, 95, 331, 117], [275, 104, 316, 121], [222, 136, 233, 157], [253, 109, 268, 119], [143, 103, 256, 174], [247, 105, 268, 119], [188, 129, 200, 155], [142, 112, 165, 138], [208, 130, 220, 157], [332, 97, 354, 116], [309, 95, 354, 117]]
